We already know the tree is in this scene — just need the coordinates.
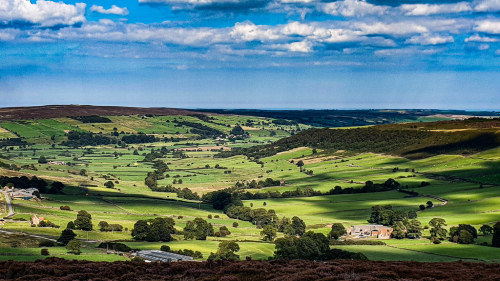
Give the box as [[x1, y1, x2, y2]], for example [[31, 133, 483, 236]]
[[132, 220, 149, 240], [457, 230, 474, 244], [296, 160, 304, 167], [183, 218, 213, 240], [219, 226, 231, 237], [41, 248, 50, 256], [391, 221, 407, 239], [429, 218, 447, 240], [66, 221, 75, 230], [79, 169, 87, 176], [98, 221, 110, 232], [48, 181, 65, 194], [329, 223, 347, 240], [261, 225, 277, 241], [450, 224, 477, 240], [104, 181, 114, 189], [426, 201, 434, 208], [479, 224, 493, 236], [208, 241, 240, 261], [406, 219, 423, 239], [74, 210, 92, 231], [38, 155, 48, 164], [57, 229, 76, 245], [232, 222, 239, 228], [286, 216, 306, 236], [230, 125, 246, 136], [66, 239, 82, 255], [493, 222, 500, 247], [408, 210, 418, 219]]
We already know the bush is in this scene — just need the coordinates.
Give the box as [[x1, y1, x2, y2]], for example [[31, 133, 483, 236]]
[[41, 248, 50, 256], [60, 206, 71, 211]]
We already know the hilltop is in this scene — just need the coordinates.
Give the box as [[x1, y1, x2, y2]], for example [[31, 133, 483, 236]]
[[0, 105, 198, 120]]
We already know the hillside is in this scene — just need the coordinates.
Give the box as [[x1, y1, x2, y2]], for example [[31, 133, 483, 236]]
[[219, 118, 500, 159], [0, 105, 198, 120]]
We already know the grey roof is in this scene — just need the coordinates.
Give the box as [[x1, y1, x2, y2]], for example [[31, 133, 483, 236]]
[[137, 250, 194, 262]]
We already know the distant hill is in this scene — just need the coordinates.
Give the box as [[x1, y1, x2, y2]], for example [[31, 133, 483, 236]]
[[0, 105, 199, 120], [218, 118, 500, 159], [199, 109, 500, 127]]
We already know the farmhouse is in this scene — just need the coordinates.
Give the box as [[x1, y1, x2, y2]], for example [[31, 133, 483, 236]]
[[30, 215, 45, 226], [349, 225, 393, 239], [10, 188, 39, 200], [137, 250, 194, 262]]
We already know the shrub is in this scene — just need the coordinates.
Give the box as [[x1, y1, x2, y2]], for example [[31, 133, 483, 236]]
[[41, 248, 49, 256]]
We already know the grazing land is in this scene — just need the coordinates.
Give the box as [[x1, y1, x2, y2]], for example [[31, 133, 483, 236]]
[[0, 105, 499, 265]]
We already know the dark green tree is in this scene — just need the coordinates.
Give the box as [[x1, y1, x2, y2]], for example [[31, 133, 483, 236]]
[[74, 210, 92, 231], [208, 241, 240, 260], [406, 219, 423, 239], [131, 220, 149, 240], [57, 229, 76, 245], [329, 223, 347, 240], [479, 224, 493, 235], [492, 222, 500, 247], [38, 155, 48, 164], [391, 221, 407, 239], [261, 225, 277, 241], [457, 230, 474, 244], [66, 239, 82, 255], [429, 218, 447, 240]]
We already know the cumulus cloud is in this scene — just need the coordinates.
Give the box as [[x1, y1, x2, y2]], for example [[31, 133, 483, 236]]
[[319, 0, 388, 17], [230, 21, 283, 42], [0, 0, 85, 27], [0, 29, 18, 41], [90, 5, 129, 16], [400, 2, 472, 16], [465, 34, 500, 42], [275, 40, 313, 52], [474, 20, 500, 34], [405, 34, 454, 45], [474, 0, 500, 12], [355, 21, 428, 35]]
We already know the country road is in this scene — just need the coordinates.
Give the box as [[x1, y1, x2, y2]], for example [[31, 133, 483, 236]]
[[0, 190, 14, 217]]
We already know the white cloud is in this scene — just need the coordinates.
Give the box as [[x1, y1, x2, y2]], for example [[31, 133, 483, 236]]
[[496, 49, 500, 55], [405, 34, 454, 45], [465, 34, 499, 42], [281, 21, 316, 36], [375, 47, 442, 56], [474, 0, 500, 12], [0, 0, 85, 26], [355, 22, 428, 35], [286, 40, 313, 52], [90, 5, 129, 16], [319, 0, 387, 17], [474, 20, 500, 34], [230, 21, 283, 42], [400, 2, 472, 16]]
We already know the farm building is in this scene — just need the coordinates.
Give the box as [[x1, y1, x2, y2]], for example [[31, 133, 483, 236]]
[[48, 161, 66, 165], [9, 188, 39, 200], [30, 215, 45, 226], [349, 225, 393, 239], [137, 250, 194, 262]]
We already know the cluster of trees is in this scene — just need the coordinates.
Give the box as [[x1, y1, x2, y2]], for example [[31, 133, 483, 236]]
[[274, 231, 367, 260], [173, 120, 224, 138], [149, 184, 200, 200], [367, 205, 422, 239], [160, 245, 203, 259], [234, 178, 281, 189], [207, 241, 240, 261], [121, 134, 157, 144], [428, 218, 500, 246], [229, 125, 248, 139], [71, 115, 112, 123], [66, 210, 93, 231], [0, 176, 65, 194], [98, 221, 123, 232], [97, 242, 132, 252], [61, 131, 116, 147], [183, 218, 214, 240], [132, 218, 175, 242], [0, 138, 27, 148]]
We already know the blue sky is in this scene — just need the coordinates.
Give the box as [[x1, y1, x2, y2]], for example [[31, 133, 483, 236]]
[[0, 0, 499, 109]]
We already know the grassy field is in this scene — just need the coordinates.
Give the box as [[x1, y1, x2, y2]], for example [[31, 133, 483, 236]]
[[0, 114, 499, 262]]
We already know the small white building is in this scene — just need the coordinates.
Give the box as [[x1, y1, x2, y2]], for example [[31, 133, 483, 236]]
[[10, 188, 39, 200]]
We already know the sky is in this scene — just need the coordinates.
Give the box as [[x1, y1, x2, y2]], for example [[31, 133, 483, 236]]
[[0, 0, 499, 110]]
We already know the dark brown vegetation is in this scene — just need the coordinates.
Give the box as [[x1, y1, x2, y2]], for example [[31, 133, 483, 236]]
[[1, 258, 500, 281], [0, 105, 198, 120]]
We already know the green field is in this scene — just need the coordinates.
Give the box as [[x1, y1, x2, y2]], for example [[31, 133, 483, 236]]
[[1, 113, 499, 263]]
